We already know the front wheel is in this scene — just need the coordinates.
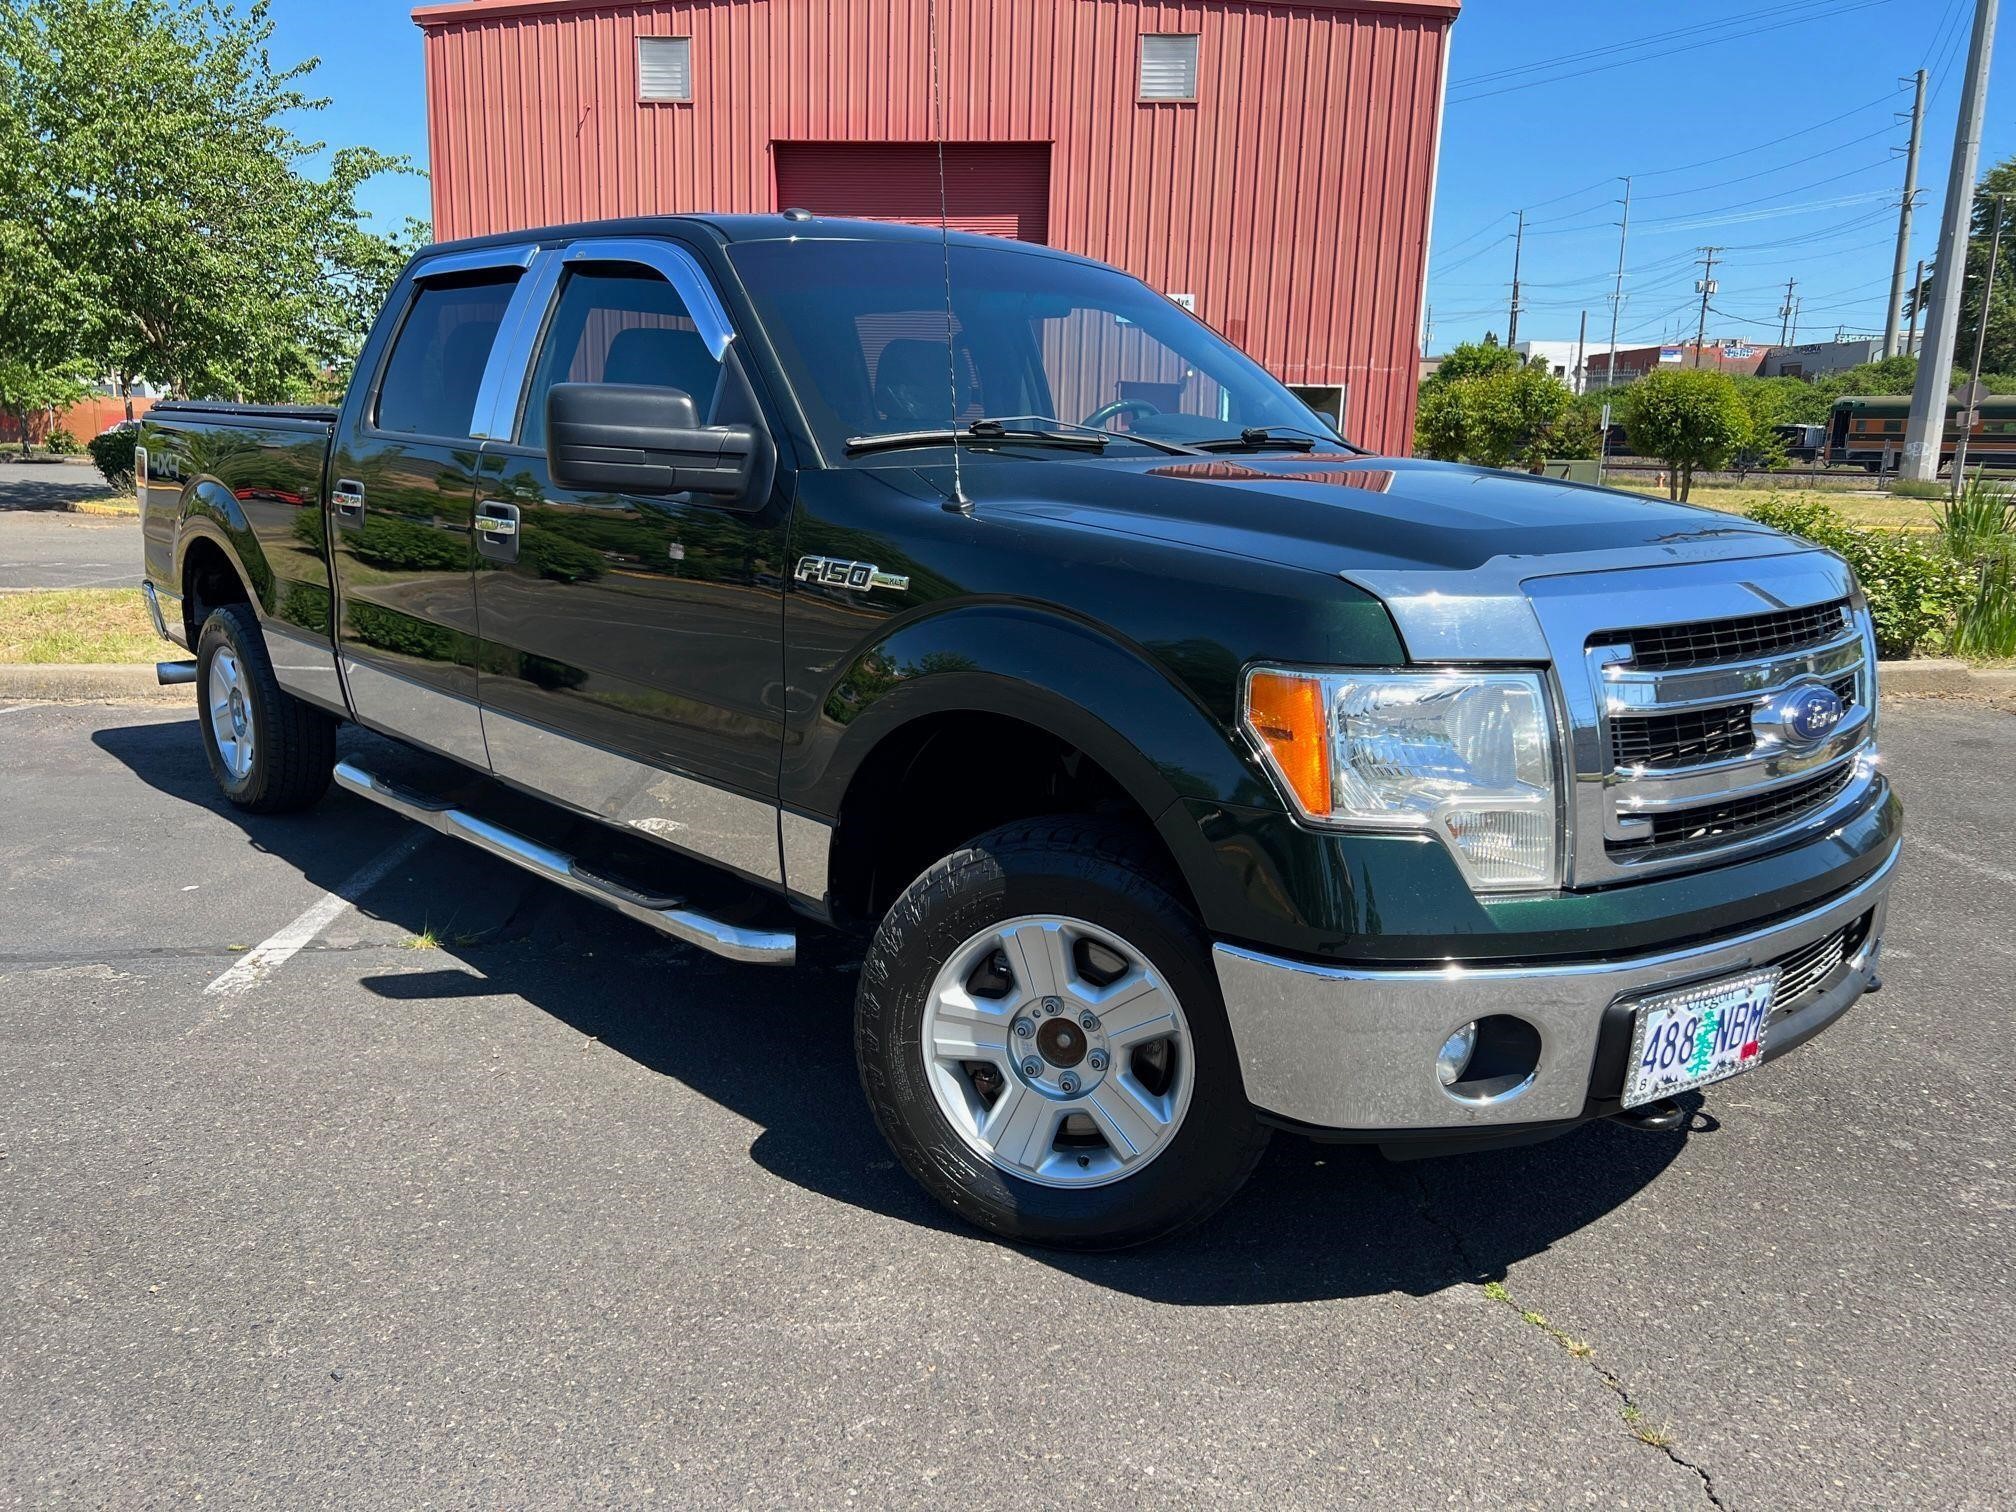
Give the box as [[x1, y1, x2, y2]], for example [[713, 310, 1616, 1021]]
[[856, 817, 1269, 1249], [196, 603, 336, 813]]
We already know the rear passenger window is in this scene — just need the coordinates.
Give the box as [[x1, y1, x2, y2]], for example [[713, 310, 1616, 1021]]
[[373, 271, 521, 437], [516, 265, 722, 450]]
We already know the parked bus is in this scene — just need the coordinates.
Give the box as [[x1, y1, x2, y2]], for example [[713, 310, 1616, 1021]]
[[1828, 394, 2016, 472]]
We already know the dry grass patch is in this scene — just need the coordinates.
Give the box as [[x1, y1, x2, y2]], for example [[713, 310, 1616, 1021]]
[[1609, 483, 1938, 531], [0, 588, 161, 664]]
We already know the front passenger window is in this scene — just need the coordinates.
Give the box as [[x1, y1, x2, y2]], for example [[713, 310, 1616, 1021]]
[[518, 265, 721, 451]]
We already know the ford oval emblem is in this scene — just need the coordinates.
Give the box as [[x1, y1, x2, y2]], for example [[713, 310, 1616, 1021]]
[[1759, 682, 1847, 748]]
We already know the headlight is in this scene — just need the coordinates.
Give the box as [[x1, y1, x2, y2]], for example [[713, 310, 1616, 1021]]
[[1242, 667, 1561, 891]]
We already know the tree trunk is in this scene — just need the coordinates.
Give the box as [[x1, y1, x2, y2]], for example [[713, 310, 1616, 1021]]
[[120, 374, 134, 423], [1667, 467, 1678, 501], [1681, 461, 1694, 502]]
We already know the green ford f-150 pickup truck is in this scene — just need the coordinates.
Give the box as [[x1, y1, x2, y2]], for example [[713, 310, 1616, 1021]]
[[137, 214, 1899, 1249]]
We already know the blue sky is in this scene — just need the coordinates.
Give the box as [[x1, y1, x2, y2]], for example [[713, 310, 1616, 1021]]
[[273, 0, 2012, 353]]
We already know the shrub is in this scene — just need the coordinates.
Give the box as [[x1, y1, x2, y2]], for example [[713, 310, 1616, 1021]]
[[43, 426, 80, 455], [87, 425, 139, 487], [1937, 474, 2016, 658], [1743, 496, 1969, 659]]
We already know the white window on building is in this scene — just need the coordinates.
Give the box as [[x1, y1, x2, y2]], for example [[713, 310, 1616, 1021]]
[[638, 36, 692, 102], [1139, 34, 1199, 101]]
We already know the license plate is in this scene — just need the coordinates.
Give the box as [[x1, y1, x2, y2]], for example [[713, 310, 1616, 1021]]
[[1622, 968, 1779, 1109]]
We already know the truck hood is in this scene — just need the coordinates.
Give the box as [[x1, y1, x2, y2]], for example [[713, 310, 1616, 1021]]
[[964, 452, 1827, 663], [979, 452, 1787, 577]]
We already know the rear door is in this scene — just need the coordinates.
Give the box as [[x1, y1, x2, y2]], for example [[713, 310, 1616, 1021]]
[[328, 247, 532, 767], [470, 238, 793, 887]]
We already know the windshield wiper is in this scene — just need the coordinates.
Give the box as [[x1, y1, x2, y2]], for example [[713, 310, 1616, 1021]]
[[1192, 425, 1359, 454], [844, 416, 1205, 458], [845, 421, 1106, 455]]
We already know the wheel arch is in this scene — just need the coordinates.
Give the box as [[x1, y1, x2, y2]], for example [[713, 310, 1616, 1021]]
[[804, 604, 1279, 926]]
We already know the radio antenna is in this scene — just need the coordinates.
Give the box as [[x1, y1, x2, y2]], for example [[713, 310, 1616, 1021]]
[[927, 0, 970, 512]]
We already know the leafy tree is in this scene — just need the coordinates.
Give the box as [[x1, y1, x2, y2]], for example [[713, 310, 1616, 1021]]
[[1425, 339, 1522, 387], [0, 0, 420, 404], [1413, 364, 1582, 467], [0, 356, 92, 456], [1906, 153, 2016, 377], [1414, 381, 1469, 461], [1464, 365, 1576, 469], [1617, 368, 1750, 501]]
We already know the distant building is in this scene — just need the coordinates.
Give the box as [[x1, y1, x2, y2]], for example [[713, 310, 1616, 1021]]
[[1513, 339, 1622, 393], [1756, 338, 1906, 379], [1583, 341, 1769, 387]]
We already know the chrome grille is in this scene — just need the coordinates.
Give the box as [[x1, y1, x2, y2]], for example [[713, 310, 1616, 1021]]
[[1615, 600, 1852, 670], [1610, 672, 1857, 770], [1528, 556, 1880, 889], [1625, 763, 1855, 850], [1773, 923, 1850, 1007]]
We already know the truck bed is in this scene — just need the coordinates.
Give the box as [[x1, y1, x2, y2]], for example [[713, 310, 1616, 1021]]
[[147, 400, 340, 426]]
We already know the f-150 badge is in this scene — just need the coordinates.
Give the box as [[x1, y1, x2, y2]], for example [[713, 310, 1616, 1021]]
[[795, 556, 910, 593]]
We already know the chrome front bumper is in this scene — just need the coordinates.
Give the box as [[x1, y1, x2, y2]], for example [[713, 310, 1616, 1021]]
[[1212, 843, 1898, 1133]]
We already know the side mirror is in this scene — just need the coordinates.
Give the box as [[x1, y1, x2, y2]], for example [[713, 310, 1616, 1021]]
[[546, 383, 760, 502]]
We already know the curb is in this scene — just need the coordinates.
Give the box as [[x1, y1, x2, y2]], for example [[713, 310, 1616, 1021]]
[[0, 664, 192, 703], [59, 498, 139, 518], [1880, 659, 2016, 695]]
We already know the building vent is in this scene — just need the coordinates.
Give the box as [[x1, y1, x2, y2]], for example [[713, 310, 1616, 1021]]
[[1138, 34, 1199, 101], [638, 36, 692, 101]]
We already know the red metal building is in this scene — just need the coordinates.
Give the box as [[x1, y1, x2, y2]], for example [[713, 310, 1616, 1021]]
[[412, 0, 1458, 454]]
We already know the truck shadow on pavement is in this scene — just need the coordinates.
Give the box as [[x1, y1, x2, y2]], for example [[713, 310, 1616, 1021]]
[[96, 714, 1695, 1306]]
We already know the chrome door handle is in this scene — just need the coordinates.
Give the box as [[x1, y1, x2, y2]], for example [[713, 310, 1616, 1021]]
[[332, 480, 365, 518], [475, 500, 521, 562]]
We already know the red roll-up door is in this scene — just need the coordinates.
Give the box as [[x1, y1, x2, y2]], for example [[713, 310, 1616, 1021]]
[[773, 142, 1051, 244]]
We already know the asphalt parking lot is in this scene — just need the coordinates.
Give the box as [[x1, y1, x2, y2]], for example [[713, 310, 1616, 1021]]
[[0, 460, 136, 593], [1, 693, 2010, 1507]]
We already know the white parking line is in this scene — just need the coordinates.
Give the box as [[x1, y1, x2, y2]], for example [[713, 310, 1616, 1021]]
[[1909, 834, 2016, 891], [203, 831, 429, 998], [0, 705, 31, 716]]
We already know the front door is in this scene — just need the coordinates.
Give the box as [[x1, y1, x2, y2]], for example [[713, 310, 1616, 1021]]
[[472, 240, 792, 886], [329, 253, 529, 767]]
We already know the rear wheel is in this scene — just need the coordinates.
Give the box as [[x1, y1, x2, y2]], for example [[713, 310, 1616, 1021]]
[[196, 603, 336, 813], [856, 817, 1268, 1249]]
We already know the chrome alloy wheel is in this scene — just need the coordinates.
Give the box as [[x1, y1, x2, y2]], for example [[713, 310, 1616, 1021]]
[[921, 914, 1195, 1188], [206, 646, 255, 781]]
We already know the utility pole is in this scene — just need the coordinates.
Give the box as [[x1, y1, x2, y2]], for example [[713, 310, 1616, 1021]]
[[1507, 209, 1525, 347], [1692, 247, 1722, 366], [1422, 305, 1433, 357], [1884, 69, 1927, 358], [1949, 195, 2007, 489], [1907, 258, 1925, 353], [1574, 308, 1588, 394], [1779, 278, 1798, 346], [1904, 0, 1999, 482], [1603, 177, 1632, 391]]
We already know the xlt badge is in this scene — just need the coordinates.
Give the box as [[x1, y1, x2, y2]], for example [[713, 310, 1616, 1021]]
[[795, 556, 909, 593]]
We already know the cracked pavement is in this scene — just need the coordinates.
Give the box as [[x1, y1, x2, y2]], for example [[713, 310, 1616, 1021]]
[[1, 697, 2010, 1507]]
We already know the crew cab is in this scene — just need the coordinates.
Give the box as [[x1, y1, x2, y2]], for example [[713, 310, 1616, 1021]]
[[138, 215, 1900, 1249]]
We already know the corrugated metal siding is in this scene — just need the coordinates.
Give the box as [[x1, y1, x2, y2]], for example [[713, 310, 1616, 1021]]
[[415, 0, 1456, 454], [775, 141, 1050, 242]]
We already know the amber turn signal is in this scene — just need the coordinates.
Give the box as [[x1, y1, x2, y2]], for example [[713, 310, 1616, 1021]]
[[1244, 670, 1331, 817]]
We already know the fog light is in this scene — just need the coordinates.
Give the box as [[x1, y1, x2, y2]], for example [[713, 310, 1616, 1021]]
[[1436, 1022, 1478, 1086]]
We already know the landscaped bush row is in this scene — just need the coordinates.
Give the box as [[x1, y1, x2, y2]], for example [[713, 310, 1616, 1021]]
[[1744, 480, 2016, 660]]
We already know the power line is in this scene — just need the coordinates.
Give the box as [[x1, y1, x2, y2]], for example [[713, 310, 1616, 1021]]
[[1450, 0, 1851, 89], [1449, 0, 1906, 104]]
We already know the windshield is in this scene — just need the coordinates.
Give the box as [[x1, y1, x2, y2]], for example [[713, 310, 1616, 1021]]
[[727, 238, 1343, 460]]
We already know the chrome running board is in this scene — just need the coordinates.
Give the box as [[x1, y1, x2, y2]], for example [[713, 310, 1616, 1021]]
[[332, 760, 796, 966]]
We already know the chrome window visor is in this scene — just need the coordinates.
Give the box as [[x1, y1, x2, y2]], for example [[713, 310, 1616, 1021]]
[[469, 237, 739, 443], [379, 243, 541, 445]]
